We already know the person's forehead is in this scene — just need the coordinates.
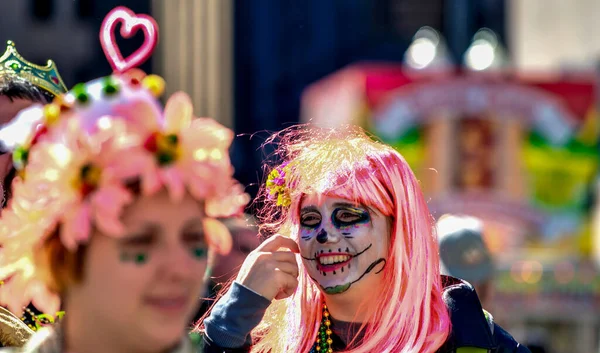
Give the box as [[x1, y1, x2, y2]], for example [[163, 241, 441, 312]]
[[0, 96, 35, 126]]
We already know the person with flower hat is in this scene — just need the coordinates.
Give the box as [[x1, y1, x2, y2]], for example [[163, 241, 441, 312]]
[[0, 40, 69, 342], [0, 40, 68, 209], [197, 126, 530, 353], [0, 6, 249, 353]]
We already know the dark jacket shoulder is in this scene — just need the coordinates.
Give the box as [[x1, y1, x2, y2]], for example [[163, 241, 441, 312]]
[[200, 334, 249, 353], [198, 277, 530, 353], [439, 275, 530, 353]]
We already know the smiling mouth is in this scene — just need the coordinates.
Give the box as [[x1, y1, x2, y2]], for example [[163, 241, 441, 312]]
[[144, 296, 188, 314], [302, 244, 372, 275], [317, 253, 352, 272], [317, 258, 386, 294]]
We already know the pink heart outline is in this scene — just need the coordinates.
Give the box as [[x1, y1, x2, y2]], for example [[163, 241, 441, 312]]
[[100, 6, 159, 74]]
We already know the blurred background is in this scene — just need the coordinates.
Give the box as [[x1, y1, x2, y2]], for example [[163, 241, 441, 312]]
[[2, 1, 600, 352]]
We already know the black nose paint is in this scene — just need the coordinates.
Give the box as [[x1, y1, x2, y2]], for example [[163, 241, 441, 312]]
[[316, 229, 328, 244]]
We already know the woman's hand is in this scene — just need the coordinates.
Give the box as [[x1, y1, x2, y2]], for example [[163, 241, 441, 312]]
[[235, 235, 300, 301]]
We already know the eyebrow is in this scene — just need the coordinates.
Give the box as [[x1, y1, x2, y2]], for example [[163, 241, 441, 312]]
[[182, 218, 206, 242], [119, 226, 158, 245], [332, 202, 364, 210], [300, 205, 320, 213], [182, 217, 204, 231]]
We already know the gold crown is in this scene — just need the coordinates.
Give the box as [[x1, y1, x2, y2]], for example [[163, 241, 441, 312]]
[[0, 41, 67, 97]]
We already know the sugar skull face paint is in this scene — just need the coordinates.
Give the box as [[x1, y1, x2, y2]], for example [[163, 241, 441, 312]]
[[299, 195, 389, 295]]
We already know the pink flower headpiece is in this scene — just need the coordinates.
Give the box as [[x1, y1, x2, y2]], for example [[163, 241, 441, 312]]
[[0, 7, 250, 316]]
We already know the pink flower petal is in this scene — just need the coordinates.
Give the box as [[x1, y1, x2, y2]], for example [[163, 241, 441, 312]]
[[187, 178, 210, 200], [160, 167, 185, 202], [163, 92, 193, 133], [2, 273, 31, 316], [107, 151, 154, 182], [92, 185, 132, 211], [203, 218, 232, 255], [143, 172, 162, 196], [91, 186, 132, 237], [183, 118, 233, 151], [94, 211, 126, 237], [113, 99, 162, 134], [60, 204, 92, 250], [28, 280, 60, 316]]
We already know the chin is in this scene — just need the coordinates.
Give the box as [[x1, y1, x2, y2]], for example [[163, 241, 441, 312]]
[[319, 279, 353, 295], [320, 284, 353, 296], [140, 320, 188, 349], [309, 268, 382, 299], [308, 271, 356, 295]]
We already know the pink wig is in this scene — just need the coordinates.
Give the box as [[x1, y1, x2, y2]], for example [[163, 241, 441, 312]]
[[249, 125, 450, 353]]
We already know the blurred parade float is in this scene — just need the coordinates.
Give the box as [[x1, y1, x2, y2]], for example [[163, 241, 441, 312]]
[[301, 28, 600, 353]]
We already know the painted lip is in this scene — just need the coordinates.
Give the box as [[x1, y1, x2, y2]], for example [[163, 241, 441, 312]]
[[302, 244, 372, 263], [144, 296, 188, 314], [316, 253, 352, 272]]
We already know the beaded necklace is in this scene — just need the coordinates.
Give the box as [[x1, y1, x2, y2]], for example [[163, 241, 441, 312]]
[[314, 303, 333, 352], [20, 306, 65, 331]]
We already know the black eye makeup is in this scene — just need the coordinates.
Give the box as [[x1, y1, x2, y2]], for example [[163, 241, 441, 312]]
[[300, 207, 322, 228], [336, 210, 362, 223], [331, 205, 370, 229]]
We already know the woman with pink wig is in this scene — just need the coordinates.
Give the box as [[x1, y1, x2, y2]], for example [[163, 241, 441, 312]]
[[198, 126, 530, 353], [0, 6, 249, 353]]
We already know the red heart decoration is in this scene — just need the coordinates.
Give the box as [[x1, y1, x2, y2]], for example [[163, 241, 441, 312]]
[[100, 6, 159, 73]]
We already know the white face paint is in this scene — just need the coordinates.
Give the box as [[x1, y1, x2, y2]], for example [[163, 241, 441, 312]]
[[298, 195, 389, 295]]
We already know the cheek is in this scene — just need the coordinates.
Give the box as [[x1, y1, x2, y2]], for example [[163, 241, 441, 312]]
[[298, 234, 313, 254], [299, 227, 317, 241], [300, 257, 313, 271], [347, 222, 389, 255], [82, 243, 154, 303], [95, 257, 154, 291], [344, 223, 373, 240], [370, 220, 391, 257]]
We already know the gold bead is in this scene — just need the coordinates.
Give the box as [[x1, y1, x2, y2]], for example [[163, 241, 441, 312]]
[[327, 338, 333, 344], [323, 304, 327, 309], [315, 346, 321, 351], [327, 349, 333, 353], [326, 329, 332, 335], [316, 338, 320, 343], [43, 104, 61, 125], [325, 320, 331, 327], [53, 94, 74, 112], [142, 74, 166, 97], [323, 312, 329, 317]]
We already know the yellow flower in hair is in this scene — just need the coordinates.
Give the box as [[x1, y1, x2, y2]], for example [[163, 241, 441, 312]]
[[266, 162, 291, 207]]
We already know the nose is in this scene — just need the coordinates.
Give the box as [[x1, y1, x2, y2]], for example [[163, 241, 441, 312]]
[[316, 229, 341, 244], [316, 229, 328, 244], [158, 245, 203, 282]]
